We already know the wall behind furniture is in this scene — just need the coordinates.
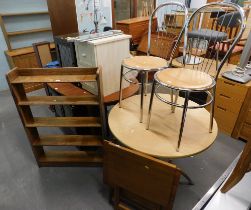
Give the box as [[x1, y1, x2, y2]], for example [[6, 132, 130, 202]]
[[190, 0, 207, 8], [75, 0, 112, 33], [0, 0, 52, 91]]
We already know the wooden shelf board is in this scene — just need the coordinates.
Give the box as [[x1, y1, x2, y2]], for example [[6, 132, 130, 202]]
[[38, 151, 103, 166], [7, 27, 52, 36], [1, 11, 49, 17], [5, 43, 55, 56], [12, 75, 96, 83], [19, 96, 99, 106], [33, 135, 103, 146], [26, 117, 101, 127], [47, 83, 93, 96]]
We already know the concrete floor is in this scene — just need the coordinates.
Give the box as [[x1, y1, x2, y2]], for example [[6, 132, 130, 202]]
[[0, 89, 245, 210]]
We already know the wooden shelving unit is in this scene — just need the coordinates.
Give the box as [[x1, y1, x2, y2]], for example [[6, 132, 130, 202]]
[[7, 27, 52, 36], [6, 67, 106, 167], [0, 11, 52, 50]]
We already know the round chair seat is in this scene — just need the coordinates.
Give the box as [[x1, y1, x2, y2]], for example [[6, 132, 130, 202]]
[[156, 68, 214, 90], [122, 56, 168, 71]]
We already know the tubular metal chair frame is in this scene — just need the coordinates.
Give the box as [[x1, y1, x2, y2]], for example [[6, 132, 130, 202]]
[[147, 2, 246, 151], [119, 2, 188, 123]]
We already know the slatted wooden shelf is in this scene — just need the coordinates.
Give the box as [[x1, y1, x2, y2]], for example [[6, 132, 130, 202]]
[[6, 67, 106, 167], [18, 96, 99, 105], [26, 117, 101, 127], [39, 151, 103, 167], [33, 135, 103, 147], [7, 27, 52, 36]]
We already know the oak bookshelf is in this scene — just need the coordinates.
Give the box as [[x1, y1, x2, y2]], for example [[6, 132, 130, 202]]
[[6, 67, 106, 167]]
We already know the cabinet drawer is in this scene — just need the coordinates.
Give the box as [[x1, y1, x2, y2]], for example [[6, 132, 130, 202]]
[[216, 79, 247, 102], [214, 105, 238, 134], [240, 123, 251, 141], [215, 93, 242, 114], [76, 43, 95, 67]]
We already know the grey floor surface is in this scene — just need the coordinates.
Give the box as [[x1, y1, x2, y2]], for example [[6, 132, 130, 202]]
[[0, 89, 245, 210]]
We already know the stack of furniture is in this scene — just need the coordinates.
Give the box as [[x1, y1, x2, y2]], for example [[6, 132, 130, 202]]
[[6, 67, 106, 167], [147, 3, 245, 150]]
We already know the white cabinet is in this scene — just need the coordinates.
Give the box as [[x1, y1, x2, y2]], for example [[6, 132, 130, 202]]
[[75, 34, 132, 96]]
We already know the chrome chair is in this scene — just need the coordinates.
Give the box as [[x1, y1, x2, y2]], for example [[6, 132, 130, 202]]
[[119, 2, 188, 123], [147, 2, 246, 151]]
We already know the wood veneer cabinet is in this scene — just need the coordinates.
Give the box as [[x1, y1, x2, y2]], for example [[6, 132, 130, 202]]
[[214, 75, 251, 141], [116, 17, 157, 45], [232, 81, 251, 141]]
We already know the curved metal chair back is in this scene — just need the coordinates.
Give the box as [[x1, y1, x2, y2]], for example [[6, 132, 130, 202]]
[[145, 2, 188, 60], [170, 2, 246, 80]]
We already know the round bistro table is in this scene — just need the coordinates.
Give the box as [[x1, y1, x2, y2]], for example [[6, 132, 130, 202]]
[[108, 94, 218, 184]]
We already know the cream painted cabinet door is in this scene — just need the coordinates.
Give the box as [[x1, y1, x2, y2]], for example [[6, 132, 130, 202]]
[[75, 34, 132, 96]]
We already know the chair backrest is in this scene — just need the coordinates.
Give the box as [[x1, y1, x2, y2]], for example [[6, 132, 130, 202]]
[[215, 11, 241, 39], [170, 2, 246, 80], [33, 41, 52, 67], [103, 141, 181, 210], [143, 2, 188, 60]]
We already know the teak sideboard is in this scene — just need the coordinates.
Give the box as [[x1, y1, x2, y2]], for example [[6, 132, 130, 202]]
[[116, 17, 157, 45]]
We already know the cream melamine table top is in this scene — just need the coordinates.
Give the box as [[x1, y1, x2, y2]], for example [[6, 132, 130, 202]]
[[122, 56, 168, 71], [108, 94, 218, 159]]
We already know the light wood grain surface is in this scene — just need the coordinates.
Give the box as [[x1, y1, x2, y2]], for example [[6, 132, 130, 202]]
[[123, 56, 168, 70], [109, 94, 218, 158], [156, 68, 214, 90], [116, 17, 151, 24]]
